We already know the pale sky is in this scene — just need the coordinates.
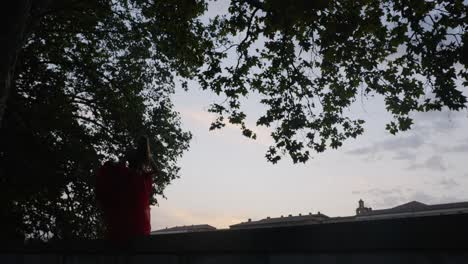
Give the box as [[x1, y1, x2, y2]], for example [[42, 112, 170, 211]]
[[150, 1, 468, 231], [150, 84, 468, 231]]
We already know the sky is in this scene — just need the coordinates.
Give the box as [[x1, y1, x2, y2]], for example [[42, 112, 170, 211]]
[[150, 1, 468, 231], [150, 83, 468, 231]]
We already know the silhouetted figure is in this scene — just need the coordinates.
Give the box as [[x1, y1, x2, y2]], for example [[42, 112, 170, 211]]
[[96, 136, 158, 241]]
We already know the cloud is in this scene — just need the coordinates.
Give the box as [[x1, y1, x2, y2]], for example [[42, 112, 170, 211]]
[[407, 192, 461, 205], [381, 135, 424, 150], [367, 187, 403, 196], [347, 108, 468, 162], [347, 134, 423, 159], [438, 178, 459, 190], [376, 195, 407, 208], [407, 155, 447, 172], [412, 108, 467, 134], [353, 186, 464, 209], [352, 187, 403, 197], [392, 151, 417, 161], [446, 143, 468, 153], [435, 140, 468, 154], [347, 146, 376, 155], [352, 187, 406, 208], [178, 108, 273, 147], [180, 108, 216, 126], [408, 192, 439, 204]]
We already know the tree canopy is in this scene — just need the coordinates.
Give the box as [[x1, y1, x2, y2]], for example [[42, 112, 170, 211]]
[[0, 0, 466, 239], [201, 0, 467, 163], [1, 0, 204, 239]]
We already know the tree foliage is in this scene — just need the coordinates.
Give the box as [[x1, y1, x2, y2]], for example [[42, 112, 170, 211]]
[[0, 0, 467, 239], [200, 0, 467, 163], [0, 0, 209, 240]]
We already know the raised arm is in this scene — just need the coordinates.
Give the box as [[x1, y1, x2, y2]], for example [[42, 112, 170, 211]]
[[146, 154, 160, 176]]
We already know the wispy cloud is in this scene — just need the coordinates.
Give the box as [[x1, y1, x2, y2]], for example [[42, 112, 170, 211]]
[[352, 187, 407, 208], [347, 108, 468, 165], [178, 107, 273, 147], [408, 192, 461, 205], [347, 146, 376, 156], [392, 151, 417, 161], [438, 178, 459, 190], [347, 134, 423, 158], [435, 140, 468, 154], [412, 108, 467, 135], [347, 119, 467, 171], [352, 186, 464, 209], [352, 187, 403, 196], [407, 155, 448, 172]]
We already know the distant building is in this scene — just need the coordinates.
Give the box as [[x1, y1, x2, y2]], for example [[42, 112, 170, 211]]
[[229, 200, 468, 229], [356, 199, 372, 215], [355, 200, 468, 220], [151, 224, 216, 235], [151, 200, 468, 233], [230, 212, 329, 230]]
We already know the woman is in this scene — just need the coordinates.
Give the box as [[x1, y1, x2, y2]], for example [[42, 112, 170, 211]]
[[96, 136, 158, 240], [125, 136, 158, 237]]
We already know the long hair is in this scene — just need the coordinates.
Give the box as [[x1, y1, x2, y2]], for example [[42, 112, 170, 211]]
[[128, 136, 152, 172]]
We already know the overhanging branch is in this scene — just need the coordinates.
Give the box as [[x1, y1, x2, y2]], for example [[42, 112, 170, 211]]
[[239, 0, 265, 10]]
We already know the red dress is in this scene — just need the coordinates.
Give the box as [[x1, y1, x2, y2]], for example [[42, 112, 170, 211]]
[[96, 161, 153, 240]]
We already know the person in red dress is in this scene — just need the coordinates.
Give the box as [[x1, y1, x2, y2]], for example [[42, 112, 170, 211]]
[[96, 136, 158, 241]]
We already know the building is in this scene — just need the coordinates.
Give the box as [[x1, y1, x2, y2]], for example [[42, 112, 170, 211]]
[[355, 200, 468, 220], [230, 212, 328, 230], [356, 199, 372, 215], [229, 200, 468, 229], [150, 200, 468, 233], [6, 201, 468, 263], [151, 224, 216, 235]]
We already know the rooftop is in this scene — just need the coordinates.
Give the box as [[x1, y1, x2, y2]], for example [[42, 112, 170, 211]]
[[359, 201, 468, 216], [151, 224, 216, 234], [229, 200, 468, 229], [230, 212, 328, 229]]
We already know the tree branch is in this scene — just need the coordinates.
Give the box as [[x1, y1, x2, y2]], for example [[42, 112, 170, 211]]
[[234, 7, 260, 71], [72, 114, 118, 144], [32, 0, 82, 19], [239, 0, 265, 10]]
